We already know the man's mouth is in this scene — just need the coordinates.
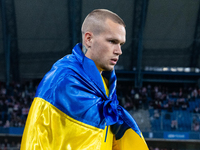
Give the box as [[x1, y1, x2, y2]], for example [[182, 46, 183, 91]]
[[110, 58, 118, 65]]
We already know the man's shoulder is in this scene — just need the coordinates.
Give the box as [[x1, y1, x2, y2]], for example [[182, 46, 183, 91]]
[[35, 54, 85, 98], [48, 54, 83, 78]]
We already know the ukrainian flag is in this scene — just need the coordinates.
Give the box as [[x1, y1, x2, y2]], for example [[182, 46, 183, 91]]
[[20, 43, 149, 150]]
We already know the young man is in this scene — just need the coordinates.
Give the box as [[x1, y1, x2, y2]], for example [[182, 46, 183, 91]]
[[21, 9, 148, 150]]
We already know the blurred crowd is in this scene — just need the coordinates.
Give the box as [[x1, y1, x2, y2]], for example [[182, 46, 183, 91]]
[[0, 81, 38, 128], [0, 138, 20, 150], [117, 84, 200, 112], [1, 80, 200, 129], [117, 83, 200, 131]]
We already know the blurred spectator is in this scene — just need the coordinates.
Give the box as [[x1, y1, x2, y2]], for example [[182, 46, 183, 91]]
[[10, 141, 16, 150], [1, 138, 9, 150], [178, 88, 183, 98], [134, 93, 141, 110], [21, 104, 29, 121], [192, 121, 200, 131], [0, 85, 6, 95], [153, 109, 160, 119], [193, 106, 200, 113], [149, 147, 154, 150], [3, 120, 10, 128], [154, 147, 160, 150], [181, 102, 188, 110], [130, 87, 135, 98], [191, 88, 198, 100], [171, 119, 178, 130]]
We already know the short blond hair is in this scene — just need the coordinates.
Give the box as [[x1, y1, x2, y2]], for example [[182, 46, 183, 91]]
[[81, 9, 125, 36]]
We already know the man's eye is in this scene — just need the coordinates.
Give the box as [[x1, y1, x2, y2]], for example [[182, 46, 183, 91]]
[[109, 40, 115, 44]]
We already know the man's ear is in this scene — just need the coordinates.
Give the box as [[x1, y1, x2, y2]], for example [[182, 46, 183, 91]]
[[84, 32, 93, 48]]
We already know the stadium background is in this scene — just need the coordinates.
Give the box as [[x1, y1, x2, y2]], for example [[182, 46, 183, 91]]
[[0, 0, 200, 149]]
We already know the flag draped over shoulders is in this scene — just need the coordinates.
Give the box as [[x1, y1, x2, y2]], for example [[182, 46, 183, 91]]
[[20, 43, 149, 150]]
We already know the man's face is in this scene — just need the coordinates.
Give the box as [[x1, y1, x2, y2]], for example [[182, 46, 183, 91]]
[[85, 19, 126, 72]]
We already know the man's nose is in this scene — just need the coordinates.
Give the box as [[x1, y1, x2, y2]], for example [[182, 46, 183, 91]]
[[114, 44, 122, 55]]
